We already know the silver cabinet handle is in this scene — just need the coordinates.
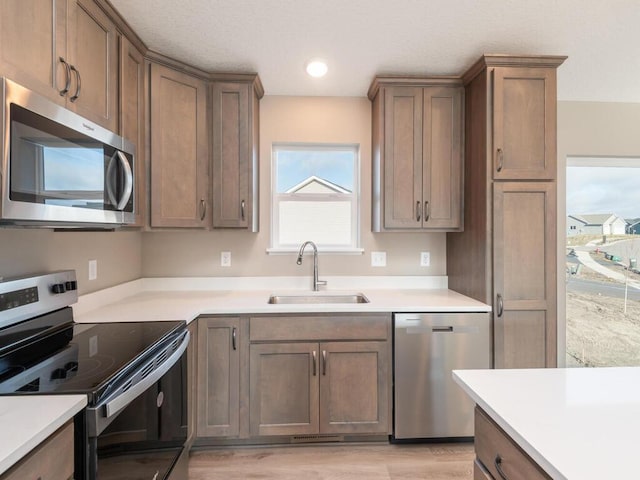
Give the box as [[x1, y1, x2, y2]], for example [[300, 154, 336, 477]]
[[59, 57, 71, 96], [241, 200, 245, 221], [312, 350, 317, 376], [416, 201, 421, 222], [494, 455, 510, 480], [232, 327, 237, 350], [496, 148, 504, 172], [199, 199, 207, 221], [322, 350, 327, 375], [424, 201, 430, 222], [70, 65, 81, 102], [497, 293, 504, 317]]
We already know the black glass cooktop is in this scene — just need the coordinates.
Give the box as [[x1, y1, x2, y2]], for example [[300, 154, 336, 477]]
[[0, 316, 184, 405]]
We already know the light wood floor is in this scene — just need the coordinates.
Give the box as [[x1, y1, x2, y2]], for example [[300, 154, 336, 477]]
[[189, 442, 474, 480]]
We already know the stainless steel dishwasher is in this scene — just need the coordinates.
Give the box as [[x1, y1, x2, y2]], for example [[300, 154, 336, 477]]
[[393, 312, 491, 440]]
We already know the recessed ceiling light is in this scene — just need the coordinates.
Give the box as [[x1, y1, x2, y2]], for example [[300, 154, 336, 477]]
[[306, 59, 328, 78]]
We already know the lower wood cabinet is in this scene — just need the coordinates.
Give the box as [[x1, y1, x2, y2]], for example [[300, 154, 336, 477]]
[[474, 407, 551, 480], [249, 340, 389, 437], [196, 317, 242, 438], [194, 314, 392, 442], [248, 314, 391, 438], [0, 421, 74, 480]]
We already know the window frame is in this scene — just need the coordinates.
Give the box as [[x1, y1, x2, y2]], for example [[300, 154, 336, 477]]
[[269, 143, 361, 253]]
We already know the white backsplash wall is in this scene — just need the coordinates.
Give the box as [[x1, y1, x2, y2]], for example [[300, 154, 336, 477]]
[[141, 95, 447, 278], [0, 229, 143, 295]]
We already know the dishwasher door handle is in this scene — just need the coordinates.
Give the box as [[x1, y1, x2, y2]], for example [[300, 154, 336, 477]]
[[431, 326, 454, 332]]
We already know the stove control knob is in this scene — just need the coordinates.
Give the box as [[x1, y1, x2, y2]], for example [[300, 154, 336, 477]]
[[65, 281, 77, 291], [51, 368, 67, 380], [51, 283, 66, 294]]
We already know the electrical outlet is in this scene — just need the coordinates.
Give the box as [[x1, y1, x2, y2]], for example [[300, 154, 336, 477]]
[[220, 251, 231, 267], [420, 251, 431, 267], [88, 259, 98, 280], [371, 251, 386, 267]]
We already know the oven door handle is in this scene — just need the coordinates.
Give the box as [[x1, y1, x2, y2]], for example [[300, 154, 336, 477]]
[[102, 330, 190, 419]]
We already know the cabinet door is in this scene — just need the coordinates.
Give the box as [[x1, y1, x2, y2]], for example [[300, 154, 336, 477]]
[[319, 341, 390, 434], [422, 86, 463, 230], [492, 67, 557, 180], [197, 317, 240, 437], [150, 64, 209, 228], [211, 82, 252, 228], [66, 0, 118, 131], [120, 37, 145, 227], [493, 182, 556, 368], [249, 343, 319, 436], [383, 87, 423, 229], [0, 0, 67, 104]]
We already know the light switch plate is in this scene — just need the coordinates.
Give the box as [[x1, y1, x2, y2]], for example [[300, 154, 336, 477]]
[[420, 251, 431, 267], [371, 251, 386, 267], [88, 259, 98, 280], [221, 251, 231, 267]]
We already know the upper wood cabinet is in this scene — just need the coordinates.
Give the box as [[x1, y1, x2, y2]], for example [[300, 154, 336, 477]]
[[149, 63, 209, 228], [211, 79, 262, 230], [370, 78, 463, 232], [446, 55, 566, 369], [120, 37, 145, 227], [0, 0, 119, 131], [492, 67, 557, 180], [66, 0, 118, 131], [0, 0, 67, 104]]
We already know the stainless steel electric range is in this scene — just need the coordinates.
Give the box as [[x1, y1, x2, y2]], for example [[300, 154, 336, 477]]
[[0, 271, 190, 480]]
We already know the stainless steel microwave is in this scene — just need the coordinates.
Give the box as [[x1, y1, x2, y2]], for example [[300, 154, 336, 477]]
[[1, 78, 135, 227]]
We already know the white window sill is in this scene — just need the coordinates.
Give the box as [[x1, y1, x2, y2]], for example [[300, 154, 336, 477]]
[[266, 247, 365, 255]]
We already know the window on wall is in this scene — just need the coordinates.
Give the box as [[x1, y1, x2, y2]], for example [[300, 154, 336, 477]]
[[271, 144, 360, 251]]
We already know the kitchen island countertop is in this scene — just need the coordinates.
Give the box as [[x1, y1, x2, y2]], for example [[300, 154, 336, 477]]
[[453, 367, 640, 480], [73, 276, 491, 324]]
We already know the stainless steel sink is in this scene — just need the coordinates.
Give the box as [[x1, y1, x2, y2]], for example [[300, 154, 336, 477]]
[[268, 293, 370, 304]]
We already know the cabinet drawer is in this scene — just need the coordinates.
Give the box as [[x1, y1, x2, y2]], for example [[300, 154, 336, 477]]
[[1, 421, 74, 480], [250, 315, 390, 341], [475, 408, 550, 480]]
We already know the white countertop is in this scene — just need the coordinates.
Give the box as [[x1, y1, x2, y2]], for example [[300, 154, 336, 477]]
[[0, 395, 87, 475], [73, 276, 490, 323], [453, 367, 640, 480]]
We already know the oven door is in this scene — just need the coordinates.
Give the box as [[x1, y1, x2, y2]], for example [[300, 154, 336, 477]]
[[84, 330, 189, 480]]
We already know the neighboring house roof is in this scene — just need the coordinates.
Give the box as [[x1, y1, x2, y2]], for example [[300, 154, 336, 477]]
[[626, 218, 640, 227], [568, 213, 627, 226], [285, 175, 351, 194]]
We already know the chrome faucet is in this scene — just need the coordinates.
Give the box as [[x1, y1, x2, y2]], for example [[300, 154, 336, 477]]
[[296, 241, 327, 291]]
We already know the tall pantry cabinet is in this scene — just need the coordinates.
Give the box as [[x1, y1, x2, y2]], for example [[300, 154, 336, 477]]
[[447, 55, 566, 369]]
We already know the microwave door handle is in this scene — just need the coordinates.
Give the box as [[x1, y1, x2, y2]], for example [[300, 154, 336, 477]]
[[106, 151, 133, 210], [115, 151, 133, 210]]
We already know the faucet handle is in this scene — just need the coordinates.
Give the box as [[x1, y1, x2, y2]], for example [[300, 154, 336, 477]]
[[316, 279, 327, 288]]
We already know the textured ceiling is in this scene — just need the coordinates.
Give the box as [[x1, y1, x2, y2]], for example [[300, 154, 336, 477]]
[[110, 0, 640, 102]]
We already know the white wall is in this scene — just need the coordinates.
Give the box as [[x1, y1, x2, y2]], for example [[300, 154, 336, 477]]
[[0, 229, 142, 294]]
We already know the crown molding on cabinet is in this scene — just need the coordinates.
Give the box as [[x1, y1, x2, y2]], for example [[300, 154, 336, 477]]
[[367, 75, 462, 101], [461, 54, 568, 85]]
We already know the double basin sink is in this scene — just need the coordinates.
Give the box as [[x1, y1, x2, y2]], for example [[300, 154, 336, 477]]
[[268, 293, 370, 304]]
